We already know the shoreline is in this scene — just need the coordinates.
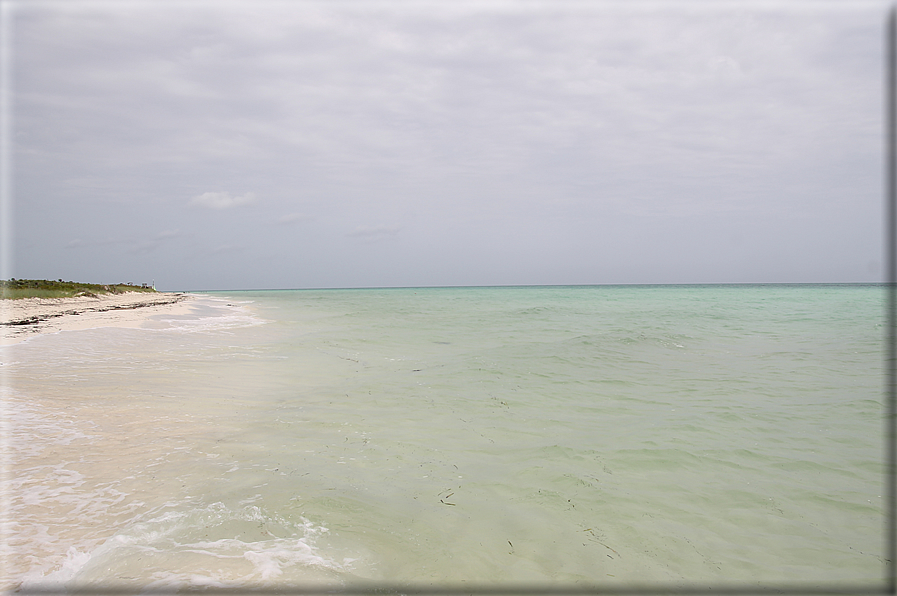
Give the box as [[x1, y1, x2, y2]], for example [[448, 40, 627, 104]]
[[0, 292, 195, 345]]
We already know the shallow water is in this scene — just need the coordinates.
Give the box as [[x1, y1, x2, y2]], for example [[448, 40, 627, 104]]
[[1, 284, 887, 590]]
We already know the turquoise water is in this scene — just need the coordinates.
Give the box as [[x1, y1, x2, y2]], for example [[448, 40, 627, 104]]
[[2, 284, 888, 590]]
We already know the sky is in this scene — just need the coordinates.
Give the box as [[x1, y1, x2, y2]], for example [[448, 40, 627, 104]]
[[1, 0, 888, 290]]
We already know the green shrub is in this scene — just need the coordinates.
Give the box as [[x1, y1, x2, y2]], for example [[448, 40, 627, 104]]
[[0, 279, 157, 300]]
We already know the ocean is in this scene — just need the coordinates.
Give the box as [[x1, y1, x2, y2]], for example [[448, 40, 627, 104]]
[[1, 284, 888, 591]]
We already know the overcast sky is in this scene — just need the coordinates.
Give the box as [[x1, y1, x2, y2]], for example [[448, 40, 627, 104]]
[[2, 0, 888, 290]]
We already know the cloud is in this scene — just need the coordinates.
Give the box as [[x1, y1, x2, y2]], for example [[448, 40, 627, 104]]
[[189, 191, 258, 209], [347, 225, 400, 242], [65, 230, 180, 255], [65, 237, 126, 249], [277, 212, 311, 225], [130, 230, 181, 254], [13, 3, 885, 287], [210, 243, 245, 255]]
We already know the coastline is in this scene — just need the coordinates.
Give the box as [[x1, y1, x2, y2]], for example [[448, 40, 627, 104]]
[[0, 285, 884, 587], [0, 291, 194, 345]]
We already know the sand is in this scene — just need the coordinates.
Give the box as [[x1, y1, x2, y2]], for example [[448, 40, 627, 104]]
[[0, 291, 195, 345]]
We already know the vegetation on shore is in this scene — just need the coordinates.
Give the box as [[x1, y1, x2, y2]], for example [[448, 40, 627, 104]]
[[0, 279, 157, 300]]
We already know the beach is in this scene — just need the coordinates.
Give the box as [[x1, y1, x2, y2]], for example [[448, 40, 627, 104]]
[[0, 292, 194, 345], [1, 285, 886, 590]]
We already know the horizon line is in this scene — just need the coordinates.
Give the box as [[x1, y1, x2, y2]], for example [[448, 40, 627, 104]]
[[176, 281, 889, 293]]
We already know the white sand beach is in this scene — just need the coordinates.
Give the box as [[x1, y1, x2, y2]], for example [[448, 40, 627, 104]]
[[0, 292, 194, 345]]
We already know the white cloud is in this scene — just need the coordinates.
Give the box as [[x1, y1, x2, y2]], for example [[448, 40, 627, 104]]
[[210, 243, 245, 254], [190, 191, 258, 209], [13, 2, 886, 287], [277, 212, 311, 224]]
